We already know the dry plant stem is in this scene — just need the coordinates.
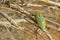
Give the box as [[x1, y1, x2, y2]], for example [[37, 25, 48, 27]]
[[10, 4, 59, 40], [22, 11, 45, 40], [41, 0, 60, 7], [0, 7, 36, 33], [25, 0, 60, 7], [0, 11, 17, 26], [10, 4, 60, 31], [0, 11, 25, 30], [47, 24, 60, 31], [46, 18, 60, 27], [25, 18, 54, 40], [4, 4, 59, 40], [1, 25, 16, 40], [49, 30, 59, 40], [25, 18, 46, 40], [43, 29, 55, 40], [0, 19, 27, 25], [13, 4, 60, 27], [0, 9, 36, 33], [0, 21, 37, 37], [0, 21, 21, 30], [48, 1, 60, 7], [26, 18, 54, 40], [0, 19, 60, 32], [0, 21, 34, 35], [3, 19, 26, 23], [30, 10, 60, 27], [5, 26, 16, 40], [32, 12, 60, 31], [37, 29, 46, 40], [0, 1, 59, 40], [10, 4, 59, 24], [24, 15, 54, 40], [10, 4, 31, 14], [10, 4, 36, 22], [30, 13, 60, 31], [27, 4, 46, 7], [22, 0, 60, 7]]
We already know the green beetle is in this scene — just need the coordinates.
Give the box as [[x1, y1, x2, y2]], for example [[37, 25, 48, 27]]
[[35, 12, 46, 30]]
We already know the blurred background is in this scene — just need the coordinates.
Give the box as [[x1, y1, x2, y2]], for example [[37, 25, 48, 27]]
[[0, 0, 60, 40]]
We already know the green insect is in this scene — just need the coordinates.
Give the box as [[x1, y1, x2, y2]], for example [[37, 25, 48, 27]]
[[35, 12, 46, 30]]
